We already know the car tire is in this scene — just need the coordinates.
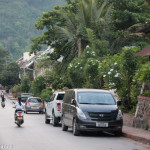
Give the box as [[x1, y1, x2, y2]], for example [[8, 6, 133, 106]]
[[45, 112, 50, 124], [62, 117, 68, 131], [52, 112, 58, 127], [73, 119, 80, 136]]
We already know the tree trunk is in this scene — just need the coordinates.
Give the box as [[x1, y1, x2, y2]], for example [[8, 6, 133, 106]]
[[77, 36, 82, 57]]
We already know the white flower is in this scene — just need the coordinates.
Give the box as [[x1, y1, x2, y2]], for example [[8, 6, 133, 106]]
[[114, 62, 117, 65], [75, 66, 77, 68], [108, 72, 111, 75], [110, 69, 113, 72], [78, 63, 80, 65], [103, 75, 106, 77], [87, 51, 89, 53], [70, 64, 72, 67], [57, 55, 64, 62], [86, 45, 89, 48], [80, 67, 82, 69], [115, 73, 120, 77]]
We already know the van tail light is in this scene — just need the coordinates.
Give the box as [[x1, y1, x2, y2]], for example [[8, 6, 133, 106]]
[[57, 103, 61, 111], [27, 101, 30, 106], [40, 102, 43, 106]]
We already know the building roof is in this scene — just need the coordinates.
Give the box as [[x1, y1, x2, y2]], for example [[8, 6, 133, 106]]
[[136, 45, 150, 56]]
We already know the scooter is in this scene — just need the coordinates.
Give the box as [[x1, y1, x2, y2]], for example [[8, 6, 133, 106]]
[[15, 109, 24, 127], [1, 102, 5, 108]]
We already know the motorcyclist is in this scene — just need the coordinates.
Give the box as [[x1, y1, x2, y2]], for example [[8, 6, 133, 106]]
[[1, 95, 5, 102], [1, 91, 4, 98], [14, 97, 24, 121]]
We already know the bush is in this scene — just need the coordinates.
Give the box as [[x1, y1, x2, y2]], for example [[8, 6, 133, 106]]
[[31, 76, 46, 97], [21, 76, 31, 93], [12, 84, 22, 97], [40, 88, 53, 101]]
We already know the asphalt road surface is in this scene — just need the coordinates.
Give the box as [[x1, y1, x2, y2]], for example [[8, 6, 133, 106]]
[[0, 95, 150, 150]]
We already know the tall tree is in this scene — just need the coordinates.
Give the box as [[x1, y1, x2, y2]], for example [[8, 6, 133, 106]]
[[0, 48, 11, 73], [0, 62, 20, 88]]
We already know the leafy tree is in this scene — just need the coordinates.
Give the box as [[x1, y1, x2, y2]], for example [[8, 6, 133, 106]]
[[0, 48, 11, 73], [40, 88, 53, 101], [98, 46, 140, 112], [0, 62, 20, 88], [0, 0, 66, 60], [21, 76, 31, 93], [30, 76, 46, 97]]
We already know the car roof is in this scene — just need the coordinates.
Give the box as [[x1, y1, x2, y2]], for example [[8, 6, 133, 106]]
[[67, 89, 110, 93], [53, 91, 65, 94], [28, 97, 41, 99]]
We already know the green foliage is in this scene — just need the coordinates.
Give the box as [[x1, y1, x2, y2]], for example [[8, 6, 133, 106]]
[[0, 62, 20, 88], [67, 58, 85, 88], [40, 88, 53, 101], [83, 58, 100, 88], [0, 48, 11, 73], [12, 84, 22, 98], [31, 76, 46, 97], [99, 46, 140, 112], [0, 0, 66, 60], [134, 62, 150, 87], [21, 76, 31, 93]]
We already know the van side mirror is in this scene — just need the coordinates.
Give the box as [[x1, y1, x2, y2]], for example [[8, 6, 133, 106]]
[[71, 99, 76, 105], [117, 101, 122, 106]]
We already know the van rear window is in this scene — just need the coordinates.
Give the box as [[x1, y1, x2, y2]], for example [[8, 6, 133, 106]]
[[57, 94, 64, 100]]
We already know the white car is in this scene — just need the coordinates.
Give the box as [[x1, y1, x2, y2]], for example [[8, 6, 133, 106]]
[[45, 91, 65, 126]]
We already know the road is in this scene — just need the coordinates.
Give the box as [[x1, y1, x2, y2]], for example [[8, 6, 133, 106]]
[[0, 96, 150, 150]]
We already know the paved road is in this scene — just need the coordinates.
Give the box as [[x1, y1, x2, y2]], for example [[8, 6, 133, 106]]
[[0, 96, 150, 150]]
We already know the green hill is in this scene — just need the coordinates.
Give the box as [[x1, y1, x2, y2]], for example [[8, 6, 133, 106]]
[[0, 0, 66, 60]]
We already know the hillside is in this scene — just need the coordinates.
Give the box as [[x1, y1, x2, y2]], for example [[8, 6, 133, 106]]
[[0, 0, 66, 60]]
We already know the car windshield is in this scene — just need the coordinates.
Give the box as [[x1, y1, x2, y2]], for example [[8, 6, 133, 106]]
[[77, 92, 116, 105], [56, 94, 64, 100], [28, 98, 42, 103]]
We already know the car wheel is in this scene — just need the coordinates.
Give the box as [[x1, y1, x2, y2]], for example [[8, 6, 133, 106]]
[[52, 112, 58, 127], [45, 112, 50, 124], [62, 117, 68, 131], [73, 119, 80, 136]]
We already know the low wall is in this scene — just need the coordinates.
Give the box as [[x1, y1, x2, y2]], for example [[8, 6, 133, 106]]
[[133, 96, 150, 131]]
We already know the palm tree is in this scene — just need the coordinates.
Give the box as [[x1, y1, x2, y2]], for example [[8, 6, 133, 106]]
[[54, 0, 111, 58]]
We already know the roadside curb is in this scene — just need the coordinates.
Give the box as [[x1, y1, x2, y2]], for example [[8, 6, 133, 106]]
[[123, 132, 150, 145]]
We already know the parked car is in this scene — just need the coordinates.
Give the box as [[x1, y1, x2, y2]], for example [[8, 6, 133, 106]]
[[61, 89, 123, 136], [24, 97, 44, 114], [21, 93, 33, 106], [45, 91, 65, 126]]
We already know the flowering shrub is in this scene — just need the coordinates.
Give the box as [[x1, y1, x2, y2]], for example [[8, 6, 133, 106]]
[[98, 46, 140, 111], [67, 58, 85, 88]]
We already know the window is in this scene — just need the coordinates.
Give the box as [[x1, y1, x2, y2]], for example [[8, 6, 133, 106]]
[[28, 98, 42, 103], [77, 92, 116, 105], [56, 94, 64, 100]]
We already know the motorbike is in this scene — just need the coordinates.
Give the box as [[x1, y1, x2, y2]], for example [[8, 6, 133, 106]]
[[15, 109, 24, 127], [1, 102, 5, 108]]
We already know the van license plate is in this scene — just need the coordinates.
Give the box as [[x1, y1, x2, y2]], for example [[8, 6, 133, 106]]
[[96, 122, 108, 127]]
